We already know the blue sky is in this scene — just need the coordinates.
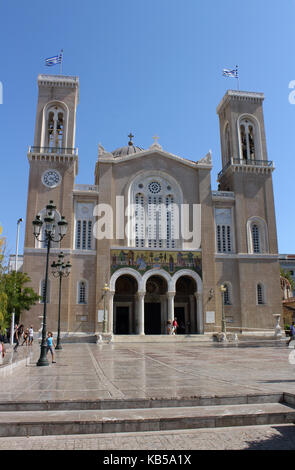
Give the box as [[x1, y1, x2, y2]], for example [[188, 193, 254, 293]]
[[0, 0, 295, 255]]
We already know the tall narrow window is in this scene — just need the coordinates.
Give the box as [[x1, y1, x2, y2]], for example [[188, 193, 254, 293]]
[[78, 281, 87, 304], [76, 220, 81, 249], [252, 224, 260, 253], [135, 193, 145, 248], [224, 123, 231, 162], [223, 283, 232, 305], [257, 283, 265, 304]]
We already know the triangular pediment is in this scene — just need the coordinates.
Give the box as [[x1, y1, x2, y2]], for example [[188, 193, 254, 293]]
[[98, 144, 212, 170]]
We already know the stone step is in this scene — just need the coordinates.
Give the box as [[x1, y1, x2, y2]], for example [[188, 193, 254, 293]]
[[0, 402, 295, 437], [0, 393, 283, 412], [112, 334, 211, 342]]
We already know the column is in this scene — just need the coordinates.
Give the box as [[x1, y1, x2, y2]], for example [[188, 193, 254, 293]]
[[160, 295, 167, 334], [107, 291, 115, 334], [136, 292, 145, 335], [194, 292, 204, 334], [167, 292, 176, 324], [189, 295, 196, 333]]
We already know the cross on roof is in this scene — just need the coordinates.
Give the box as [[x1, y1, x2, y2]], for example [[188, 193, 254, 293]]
[[128, 133, 134, 145], [152, 135, 159, 144]]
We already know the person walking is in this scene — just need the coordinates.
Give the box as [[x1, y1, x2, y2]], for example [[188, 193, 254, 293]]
[[13, 324, 19, 351], [167, 320, 173, 335], [0, 332, 5, 362], [17, 324, 24, 345], [28, 326, 34, 346], [22, 328, 29, 346], [287, 322, 295, 346], [172, 317, 178, 335], [46, 332, 56, 364]]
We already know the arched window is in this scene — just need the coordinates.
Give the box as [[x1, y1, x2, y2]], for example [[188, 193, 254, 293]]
[[239, 117, 259, 161], [78, 281, 88, 304], [40, 279, 50, 304], [129, 173, 182, 249], [224, 122, 231, 162], [257, 283, 265, 305], [41, 102, 68, 151], [247, 217, 268, 254], [251, 224, 260, 253], [223, 283, 232, 305], [46, 105, 65, 149]]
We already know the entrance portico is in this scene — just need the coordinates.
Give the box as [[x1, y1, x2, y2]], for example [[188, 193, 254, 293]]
[[109, 268, 203, 336]]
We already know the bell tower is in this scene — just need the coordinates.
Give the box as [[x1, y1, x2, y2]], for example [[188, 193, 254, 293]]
[[24, 74, 79, 251], [215, 90, 282, 329]]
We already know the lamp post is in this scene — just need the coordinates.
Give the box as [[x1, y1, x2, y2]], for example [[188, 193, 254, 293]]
[[10, 218, 23, 346], [32, 201, 68, 366], [220, 284, 227, 334], [103, 283, 110, 333], [51, 252, 71, 350]]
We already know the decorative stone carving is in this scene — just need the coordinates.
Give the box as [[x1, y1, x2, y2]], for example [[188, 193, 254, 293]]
[[197, 150, 212, 166]]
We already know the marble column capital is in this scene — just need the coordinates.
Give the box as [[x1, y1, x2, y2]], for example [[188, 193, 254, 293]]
[[136, 291, 145, 299], [167, 291, 176, 298]]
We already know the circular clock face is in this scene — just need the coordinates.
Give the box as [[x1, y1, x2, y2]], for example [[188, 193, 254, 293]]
[[42, 170, 61, 188]]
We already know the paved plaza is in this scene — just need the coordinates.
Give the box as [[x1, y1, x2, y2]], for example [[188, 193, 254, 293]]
[[1, 339, 295, 449]]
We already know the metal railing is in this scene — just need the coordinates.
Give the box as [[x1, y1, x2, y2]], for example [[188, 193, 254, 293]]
[[74, 184, 99, 192], [29, 146, 78, 155], [212, 190, 235, 198], [218, 158, 273, 179]]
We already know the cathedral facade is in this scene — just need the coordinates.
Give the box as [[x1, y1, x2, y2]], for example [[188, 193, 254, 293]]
[[21, 74, 282, 336]]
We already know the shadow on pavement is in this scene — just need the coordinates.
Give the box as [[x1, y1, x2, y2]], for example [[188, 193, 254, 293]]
[[245, 425, 295, 450]]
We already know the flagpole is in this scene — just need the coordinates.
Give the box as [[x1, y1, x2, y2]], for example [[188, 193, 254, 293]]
[[60, 49, 63, 75], [236, 65, 240, 91]]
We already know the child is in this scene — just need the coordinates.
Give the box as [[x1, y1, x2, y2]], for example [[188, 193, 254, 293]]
[[46, 332, 56, 364]]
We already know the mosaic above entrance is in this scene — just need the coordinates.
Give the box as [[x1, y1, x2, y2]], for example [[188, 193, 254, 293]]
[[110, 249, 202, 277]]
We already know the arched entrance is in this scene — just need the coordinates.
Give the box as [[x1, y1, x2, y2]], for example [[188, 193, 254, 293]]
[[114, 275, 138, 334], [144, 275, 168, 334], [175, 276, 197, 334]]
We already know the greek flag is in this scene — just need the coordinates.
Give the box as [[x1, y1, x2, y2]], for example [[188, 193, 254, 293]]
[[45, 51, 63, 67], [222, 67, 238, 78]]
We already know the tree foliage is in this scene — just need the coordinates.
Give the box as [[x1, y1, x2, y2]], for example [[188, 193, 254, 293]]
[[280, 268, 295, 291], [1, 271, 40, 323], [0, 224, 40, 330]]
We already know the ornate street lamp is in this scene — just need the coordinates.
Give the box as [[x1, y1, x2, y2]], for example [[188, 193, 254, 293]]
[[220, 284, 227, 334], [51, 252, 71, 350], [103, 283, 110, 333], [32, 201, 68, 366]]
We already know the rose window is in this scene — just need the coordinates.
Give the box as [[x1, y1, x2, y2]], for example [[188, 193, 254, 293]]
[[148, 182, 161, 194]]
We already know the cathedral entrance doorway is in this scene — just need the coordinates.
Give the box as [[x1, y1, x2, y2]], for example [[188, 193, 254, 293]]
[[175, 276, 198, 334], [144, 303, 161, 334], [144, 275, 168, 335], [114, 274, 138, 334]]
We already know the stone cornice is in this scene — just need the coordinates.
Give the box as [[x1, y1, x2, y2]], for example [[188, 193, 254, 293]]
[[215, 253, 279, 260], [216, 90, 264, 115], [38, 74, 79, 88], [98, 148, 212, 170], [24, 248, 96, 256]]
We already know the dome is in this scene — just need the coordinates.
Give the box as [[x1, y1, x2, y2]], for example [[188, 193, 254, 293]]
[[111, 134, 144, 158]]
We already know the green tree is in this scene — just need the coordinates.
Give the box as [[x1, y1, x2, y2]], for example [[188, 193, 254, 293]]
[[280, 268, 295, 291], [1, 271, 40, 324]]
